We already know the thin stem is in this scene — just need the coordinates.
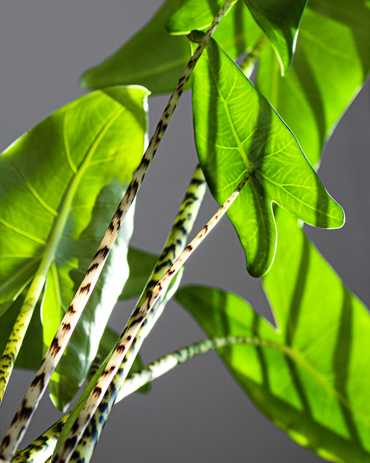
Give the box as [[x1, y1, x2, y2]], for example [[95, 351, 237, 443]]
[[240, 34, 268, 78], [53, 171, 251, 463], [0, 1, 234, 460], [13, 335, 271, 463], [70, 165, 206, 463]]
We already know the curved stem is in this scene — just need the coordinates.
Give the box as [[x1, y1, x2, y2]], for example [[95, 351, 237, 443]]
[[0, 1, 234, 460]]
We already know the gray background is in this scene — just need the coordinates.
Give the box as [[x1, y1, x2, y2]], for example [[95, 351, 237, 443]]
[[1, 1, 370, 462]]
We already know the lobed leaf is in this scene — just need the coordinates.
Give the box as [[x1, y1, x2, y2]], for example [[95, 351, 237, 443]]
[[0, 87, 148, 410], [256, 0, 370, 168], [192, 37, 344, 277], [176, 211, 370, 462]]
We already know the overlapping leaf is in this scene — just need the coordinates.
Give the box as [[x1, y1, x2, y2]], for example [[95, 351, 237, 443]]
[[167, 0, 307, 74], [0, 87, 148, 410], [192, 37, 344, 277], [256, 0, 370, 168], [243, 0, 307, 74], [79, 0, 260, 96], [176, 210, 370, 462]]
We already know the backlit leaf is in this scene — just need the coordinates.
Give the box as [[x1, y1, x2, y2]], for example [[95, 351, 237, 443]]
[[176, 211, 370, 461], [192, 37, 344, 277], [256, 0, 370, 168], [0, 87, 148, 410]]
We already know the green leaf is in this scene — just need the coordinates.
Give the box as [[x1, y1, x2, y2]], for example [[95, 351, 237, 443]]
[[192, 37, 344, 277], [119, 247, 158, 301], [176, 212, 370, 461], [166, 0, 238, 35], [0, 86, 148, 411], [256, 0, 370, 168], [79, 0, 257, 96], [79, 0, 191, 95], [243, 0, 307, 74]]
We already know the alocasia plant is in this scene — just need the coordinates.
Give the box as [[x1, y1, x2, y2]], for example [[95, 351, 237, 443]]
[[0, 0, 369, 462]]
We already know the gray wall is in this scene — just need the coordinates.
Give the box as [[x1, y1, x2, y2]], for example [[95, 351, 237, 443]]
[[1, 1, 370, 462]]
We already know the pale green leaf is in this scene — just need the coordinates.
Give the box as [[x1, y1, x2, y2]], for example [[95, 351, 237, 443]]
[[192, 37, 344, 277], [0, 87, 148, 410]]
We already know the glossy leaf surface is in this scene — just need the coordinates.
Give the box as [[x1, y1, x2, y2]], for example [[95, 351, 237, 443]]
[[243, 0, 307, 74], [192, 37, 344, 277], [176, 211, 370, 462], [256, 0, 370, 168], [0, 87, 148, 410]]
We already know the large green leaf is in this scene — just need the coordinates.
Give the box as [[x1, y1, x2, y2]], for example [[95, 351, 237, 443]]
[[176, 212, 370, 462], [243, 0, 307, 74], [0, 87, 148, 410], [256, 0, 370, 168], [192, 37, 344, 277], [80, 0, 190, 95]]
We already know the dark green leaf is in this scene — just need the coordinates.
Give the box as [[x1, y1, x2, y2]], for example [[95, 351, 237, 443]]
[[119, 247, 158, 301], [192, 37, 344, 277], [80, 0, 191, 95], [166, 0, 238, 35], [256, 0, 370, 167], [243, 0, 307, 74], [176, 211, 370, 461], [0, 87, 148, 410]]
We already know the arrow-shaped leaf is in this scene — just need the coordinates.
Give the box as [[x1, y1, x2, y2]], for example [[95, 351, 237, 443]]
[[0, 87, 148, 410], [176, 212, 370, 461], [192, 36, 344, 277]]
